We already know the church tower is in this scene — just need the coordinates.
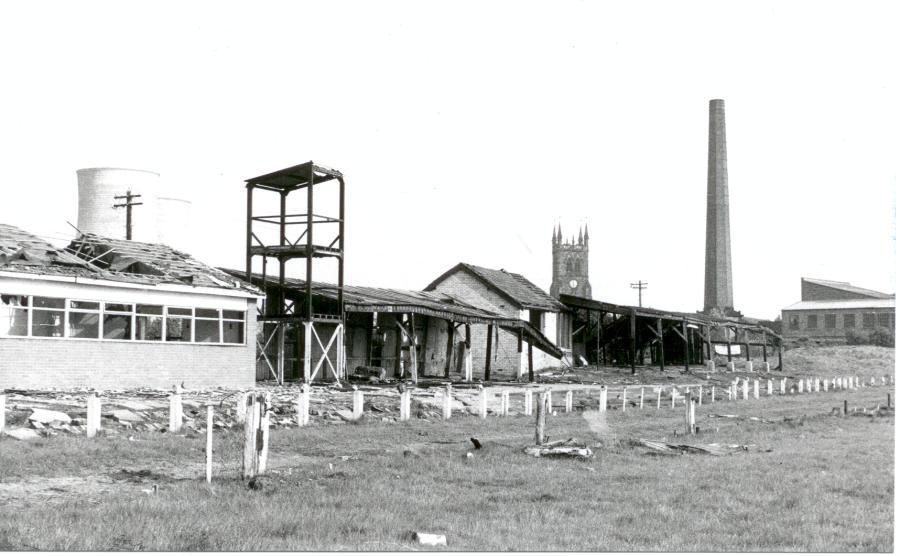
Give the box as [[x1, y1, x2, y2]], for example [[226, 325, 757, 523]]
[[550, 225, 592, 299]]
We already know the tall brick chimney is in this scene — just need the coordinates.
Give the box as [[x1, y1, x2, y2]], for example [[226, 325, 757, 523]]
[[703, 99, 736, 316]]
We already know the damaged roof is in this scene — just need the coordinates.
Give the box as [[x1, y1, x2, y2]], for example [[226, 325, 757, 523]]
[[0, 223, 258, 295], [227, 269, 564, 358], [425, 262, 565, 312]]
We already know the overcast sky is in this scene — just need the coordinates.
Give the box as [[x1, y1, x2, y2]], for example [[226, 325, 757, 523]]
[[1, 1, 895, 320]]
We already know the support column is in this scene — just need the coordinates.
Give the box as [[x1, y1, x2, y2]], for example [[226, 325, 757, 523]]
[[485, 324, 494, 381], [657, 318, 664, 373], [762, 332, 768, 363], [682, 320, 690, 372], [528, 341, 534, 382], [629, 310, 637, 375], [303, 321, 312, 384], [444, 320, 454, 378], [464, 324, 472, 382], [726, 327, 733, 363], [409, 314, 418, 384], [517, 329, 526, 380]]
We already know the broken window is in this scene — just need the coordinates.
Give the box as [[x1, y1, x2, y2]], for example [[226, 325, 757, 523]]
[[68, 300, 100, 339], [222, 309, 245, 344], [0, 294, 29, 336], [195, 308, 220, 343], [165, 307, 192, 342], [31, 296, 64, 337], [136, 304, 163, 341], [103, 302, 133, 340], [789, 316, 799, 330]]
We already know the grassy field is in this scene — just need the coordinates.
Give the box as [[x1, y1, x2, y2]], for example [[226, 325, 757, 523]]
[[0, 375, 893, 551]]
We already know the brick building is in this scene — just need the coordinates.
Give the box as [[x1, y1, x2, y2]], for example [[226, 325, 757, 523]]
[[781, 278, 895, 341], [0, 224, 260, 390], [425, 263, 570, 376]]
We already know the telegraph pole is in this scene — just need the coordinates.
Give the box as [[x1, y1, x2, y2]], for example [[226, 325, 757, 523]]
[[630, 280, 648, 307], [113, 190, 143, 240]]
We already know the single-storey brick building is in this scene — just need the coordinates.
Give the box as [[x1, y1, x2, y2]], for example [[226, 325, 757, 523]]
[[425, 263, 571, 376], [0, 224, 261, 390], [781, 278, 895, 341]]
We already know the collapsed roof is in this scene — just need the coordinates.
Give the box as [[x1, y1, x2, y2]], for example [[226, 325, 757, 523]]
[[0, 223, 258, 295]]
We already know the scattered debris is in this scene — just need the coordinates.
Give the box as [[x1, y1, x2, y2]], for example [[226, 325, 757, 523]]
[[524, 438, 592, 458], [414, 533, 447, 547], [28, 408, 72, 425], [2, 427, 41, 440], [706, 413, 778, 424], [631, 438, 754, 456]]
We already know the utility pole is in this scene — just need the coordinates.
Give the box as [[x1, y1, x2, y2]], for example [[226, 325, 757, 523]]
[[113, 190, 143, 240], [630, 280, 648, 307]]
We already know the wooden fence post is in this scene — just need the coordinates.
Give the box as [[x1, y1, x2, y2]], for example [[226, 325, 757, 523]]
[[823, 378, 829, 392], [742, 379, 749, 401], [169, 385, 183, 433], [524, 389, 533, 416], [443, 384, 452, 420], [235, 391, 249, 424], [711, 386, 716, 403], [780, 378, 786, 395], [622, 387, 628, 411], [206, 404, 213, 483], [870, 376, 875, 386], [544, 390, 552, 415], [639, 388, 644, 410], [501, 390, 510, 417], [535, 390, 547, 445], [697, 386, 703, 407], [685, 397, 696, 434], [882, 376, 887, 386], [855, 376, 860, 389], [565, 390, 573, 413], [598, 386, 608, 413], [753, 380, 759, 400], [478, 386, 487, 419], [258, 393, 271, 474], [400, 390, 411, 421], [671, 387, 676, 409], [656, 388, 661, 410], [242, 393, 260, 480], [297, 385, 310, 426], [767, 379, 773, 396], [814, 378, 820, 392], [797, 379, 804, 394], [86, 392, 100, 438], [352, 387, 364, 420]]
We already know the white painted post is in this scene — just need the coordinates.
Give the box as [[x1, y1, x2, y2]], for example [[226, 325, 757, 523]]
[[685, 397, 696, 434], [746, 361, 753, 373], [524, 389, 533, 416], [443, 384, 452, 420], [742, 379, 749, 401], [671, 387, 677, 408], [352, 388, 364, 420], [399, 391, 411, 421], [169, 385, 183, 433], [711, 386, 716, 403], [0, 393, 5, 433], [707, 360, 715, 373], [598, 386, 608, 413], [753, 380, 759, 400], [870, 377, 875, 386], [86, 393, 100, 438], [882, 376, 887, 385], [797, 380, 804, 394], [780, 378, 786, 395], [767, 379, 773, 396], [297, 385, 310, 426], [698, 386, 703, 407], [463, 348, 473, 383], [656, 388, 662, 409], [814, 378, 820, 392], [823, 378, 829, 392], [546, 390, 553, 414], [478, 386, 487, 419], [639, 388, 644, 410], [501, 390, 510, 416], [206, 404, 213, 483], [621, 387, 627, 411], [763, 362, 770, 373], [806, 378, 812, 392], [855, 376, 860, 389]]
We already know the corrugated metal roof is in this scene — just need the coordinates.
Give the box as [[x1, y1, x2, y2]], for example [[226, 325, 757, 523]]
[[802, 277, 894, 299], [783, 299, 895, 311], [425, 262, 565, 312]]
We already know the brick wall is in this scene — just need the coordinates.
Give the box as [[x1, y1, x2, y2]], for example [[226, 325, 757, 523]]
[[1, 298, 257, 390], [782, 307, 895, 339]]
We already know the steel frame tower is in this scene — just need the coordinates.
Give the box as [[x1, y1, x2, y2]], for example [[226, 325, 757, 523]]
[[245, 161, 345, 384]]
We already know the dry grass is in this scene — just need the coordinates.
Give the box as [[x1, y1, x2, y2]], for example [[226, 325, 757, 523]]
[[0, 377, 893, 551]]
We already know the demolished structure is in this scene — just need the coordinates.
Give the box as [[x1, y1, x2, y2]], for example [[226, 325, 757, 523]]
[[0, 223, 260, 390]]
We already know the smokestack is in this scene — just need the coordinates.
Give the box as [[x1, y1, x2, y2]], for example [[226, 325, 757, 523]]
[[703, 99, 735, 315]]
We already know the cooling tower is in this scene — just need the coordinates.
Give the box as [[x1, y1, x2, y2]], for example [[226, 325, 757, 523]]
[[76, 168, 160, 242], [157, 195, 193, 251]]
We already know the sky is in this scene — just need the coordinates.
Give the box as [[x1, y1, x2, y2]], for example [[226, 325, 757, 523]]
[[0, 0, 895, 320]]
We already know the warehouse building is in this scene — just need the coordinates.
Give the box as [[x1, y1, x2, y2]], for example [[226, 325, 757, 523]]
[[781, 278, 895, 342], [0, 223, 260, 390]]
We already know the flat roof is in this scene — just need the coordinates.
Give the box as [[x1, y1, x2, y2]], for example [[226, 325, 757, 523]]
[[245, 161, 342, 191]]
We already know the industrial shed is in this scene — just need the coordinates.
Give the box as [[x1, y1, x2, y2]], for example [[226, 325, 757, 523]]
[[782, 278, 895, 341], [560, 294, 784, 372], [226, 270, 563, 383], [0, 224, 261, 390]]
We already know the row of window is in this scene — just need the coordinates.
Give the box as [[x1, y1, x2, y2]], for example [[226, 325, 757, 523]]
[[0, 294, 245, 344], [788, 312, 894, 331]]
